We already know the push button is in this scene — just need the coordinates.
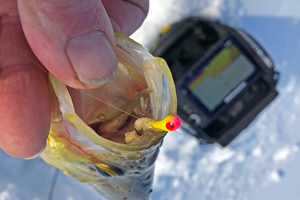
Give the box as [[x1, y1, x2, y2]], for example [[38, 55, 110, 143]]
[[188, 114, 202, 126], [183, 105, 193, 115]]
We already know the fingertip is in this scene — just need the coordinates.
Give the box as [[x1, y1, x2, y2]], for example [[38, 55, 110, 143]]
[[103, 0, 149, 36], [0, 12, 51, 159], [2, 135, 47, 159], [23, 143, 46, 159], [0, 119, 49, 159], [0, 68, 50, 159]]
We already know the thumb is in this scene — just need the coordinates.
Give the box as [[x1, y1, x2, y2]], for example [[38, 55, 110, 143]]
[[17, 0, 118, 89]]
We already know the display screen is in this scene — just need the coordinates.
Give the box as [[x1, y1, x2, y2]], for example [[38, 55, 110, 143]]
[[186, 40, 256, 112]]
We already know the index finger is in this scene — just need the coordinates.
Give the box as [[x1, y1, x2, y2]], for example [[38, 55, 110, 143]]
[[0, 7, 50, 158]]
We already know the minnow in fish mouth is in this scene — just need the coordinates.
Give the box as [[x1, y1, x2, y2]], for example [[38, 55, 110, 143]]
[[41, 30, 178, 200]]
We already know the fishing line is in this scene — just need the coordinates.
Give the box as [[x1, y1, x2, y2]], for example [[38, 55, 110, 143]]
[[79, 90, 139, 119], [0, 31, 181, 200], [0, 35, 138, 119], [47, 167, 59, 200], [0, 35, 49, 74], [0, 35, 181, 134]]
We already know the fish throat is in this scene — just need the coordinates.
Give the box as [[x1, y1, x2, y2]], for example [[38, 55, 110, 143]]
[[67, 44, 154, 144], [85, 89, 153, 144]]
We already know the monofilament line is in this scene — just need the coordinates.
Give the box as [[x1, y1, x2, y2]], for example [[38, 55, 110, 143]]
[[0, 35, 137, 118], [0, 35, 181, 135], [79, 90, 139, 119], [0, 35, 48, 74]]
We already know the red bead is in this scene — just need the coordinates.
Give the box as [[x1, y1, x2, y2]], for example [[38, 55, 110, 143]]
[[166, 122, 175, 131]]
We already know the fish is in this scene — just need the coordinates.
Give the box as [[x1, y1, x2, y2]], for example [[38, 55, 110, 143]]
[[40, 30, 179, 200]]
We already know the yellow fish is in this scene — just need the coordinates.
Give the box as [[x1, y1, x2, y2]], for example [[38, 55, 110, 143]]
[[41, 30, 180, 200]]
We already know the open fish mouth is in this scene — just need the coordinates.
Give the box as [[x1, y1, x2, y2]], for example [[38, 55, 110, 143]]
[[69, 74, 152, 145], [49, 30, 177, 151], [42, 30, 177, 200]]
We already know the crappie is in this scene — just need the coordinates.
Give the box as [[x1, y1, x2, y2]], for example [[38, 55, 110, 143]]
[[41, 30, 177, 200]]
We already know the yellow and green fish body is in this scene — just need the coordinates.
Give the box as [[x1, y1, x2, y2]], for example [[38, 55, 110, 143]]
[[41, 30, 177, 200]]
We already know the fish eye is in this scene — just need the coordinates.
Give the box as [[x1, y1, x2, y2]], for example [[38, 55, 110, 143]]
[[94, 163, 124, 177], [95, 165, 112, 177], [166, 122, 175, 131]]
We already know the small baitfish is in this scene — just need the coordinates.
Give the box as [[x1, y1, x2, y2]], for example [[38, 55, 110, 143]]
[[41, 30, 180, 200]]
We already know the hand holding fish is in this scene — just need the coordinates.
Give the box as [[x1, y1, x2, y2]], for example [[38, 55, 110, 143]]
[[0, 1, 181, 199], [0, 0, 149, 158]]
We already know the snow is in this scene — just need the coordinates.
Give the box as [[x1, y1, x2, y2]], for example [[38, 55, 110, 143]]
[[252, 147, 262, 157], [131, 0, 223, 49], [0, 185, 13, 200], [2, 0, 300, 199], [241, 0, 300, 19], [269, 170, 282, 183], [273, 147, 291, 162]]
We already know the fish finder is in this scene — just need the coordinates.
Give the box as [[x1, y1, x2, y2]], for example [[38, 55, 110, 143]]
[[150, 17, 280, 146]]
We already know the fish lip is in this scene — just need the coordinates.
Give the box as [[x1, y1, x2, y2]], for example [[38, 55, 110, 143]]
[[65, 111, 167, 152], [87, 32, 177, 151], [51, 30, 177, 152]]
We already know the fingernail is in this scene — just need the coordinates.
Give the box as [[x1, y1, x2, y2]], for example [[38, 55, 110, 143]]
[[66, 31, 118, 85], [24, 143, 46, 160]]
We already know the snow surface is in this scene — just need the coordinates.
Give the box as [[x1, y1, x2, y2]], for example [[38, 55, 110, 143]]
[[1, 0, 300, 199]]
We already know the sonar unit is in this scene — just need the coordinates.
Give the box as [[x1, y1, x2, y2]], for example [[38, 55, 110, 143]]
[[150, 17, 280, 146]]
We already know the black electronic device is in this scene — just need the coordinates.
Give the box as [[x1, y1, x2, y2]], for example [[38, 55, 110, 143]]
[[150, 17, 280, 146]]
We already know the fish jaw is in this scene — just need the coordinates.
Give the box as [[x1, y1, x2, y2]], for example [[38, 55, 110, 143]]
[[41, 30, 177, 199]]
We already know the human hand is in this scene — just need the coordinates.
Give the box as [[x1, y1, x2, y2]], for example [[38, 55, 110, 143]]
[[0, 0, 148, 158]]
